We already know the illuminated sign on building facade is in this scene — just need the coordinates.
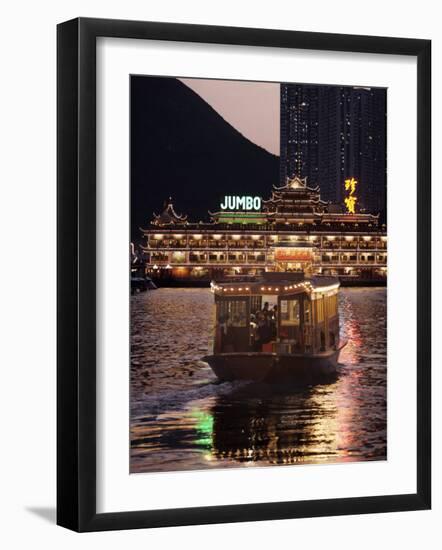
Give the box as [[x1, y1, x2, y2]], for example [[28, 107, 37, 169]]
[[274, 248, 314, 262], [220, 196, 262, 211], [344, 178, 358, 214]]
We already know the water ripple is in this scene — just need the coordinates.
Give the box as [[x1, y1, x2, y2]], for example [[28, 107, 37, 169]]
[[130, 287, 387, 473]]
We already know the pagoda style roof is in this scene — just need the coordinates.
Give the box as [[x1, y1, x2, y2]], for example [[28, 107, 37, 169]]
[[322, 212, 379, 221], [151, 198, 188, 226], [208, 210, 270, 226], [273, 175, 321, 193], [140, 178, 384, 237], [208, 209, 273, 218], [263, 175, 328, 211], [263, 195, 327, 205]]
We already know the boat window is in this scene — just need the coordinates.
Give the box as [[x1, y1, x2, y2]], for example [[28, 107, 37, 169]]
[[171, 251, 186, 262], [327, 294, 338, 318], [316, 297, 324, 323], [304, 300, 311, 324], [280, 299, 300, 326], [217, 300, 247, 328], [250, 295, 262, 316]]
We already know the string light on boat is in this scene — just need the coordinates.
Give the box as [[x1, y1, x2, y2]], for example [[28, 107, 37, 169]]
[[210, 281, 222, 292], [213, 280, 330, 294], [311, 283, 339, 293]]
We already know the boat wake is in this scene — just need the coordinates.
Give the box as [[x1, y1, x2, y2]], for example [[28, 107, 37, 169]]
[[131, 377, 250, 419]]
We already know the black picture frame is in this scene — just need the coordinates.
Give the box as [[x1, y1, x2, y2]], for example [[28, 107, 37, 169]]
[[57, 17, 431, 532]]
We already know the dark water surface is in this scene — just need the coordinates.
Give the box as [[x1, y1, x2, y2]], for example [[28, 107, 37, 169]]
[[130, 287, 386, 473]]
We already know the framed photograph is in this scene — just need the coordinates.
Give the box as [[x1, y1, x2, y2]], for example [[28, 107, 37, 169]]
[[57, 17, 431, 532]]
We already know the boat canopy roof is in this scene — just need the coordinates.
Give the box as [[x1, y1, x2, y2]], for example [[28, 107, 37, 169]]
[[211, 273, 339, 298]]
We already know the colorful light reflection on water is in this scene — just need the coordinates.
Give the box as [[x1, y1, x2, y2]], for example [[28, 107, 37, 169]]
[[130, 287, 386, 473]]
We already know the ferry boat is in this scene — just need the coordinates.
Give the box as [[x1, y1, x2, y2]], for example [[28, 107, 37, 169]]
[[202, 272, 346, 384]]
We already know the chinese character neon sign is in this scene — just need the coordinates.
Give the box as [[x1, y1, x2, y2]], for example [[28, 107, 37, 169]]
[[344, 178, 358, 214]]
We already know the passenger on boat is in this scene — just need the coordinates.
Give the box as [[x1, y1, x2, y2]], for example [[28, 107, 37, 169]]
[[256, 311, 272, 351], [270, 305, 278, 339], [216, 313, 227, 353], [250, 314, 258, 348], [252, 312, 262, 350], [262, 302, 271, 320], [221, 317, 237, 353], [219, 313, 229, 336]]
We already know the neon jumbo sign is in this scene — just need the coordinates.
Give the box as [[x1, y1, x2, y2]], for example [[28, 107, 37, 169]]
[[220, 196, 262, 211]]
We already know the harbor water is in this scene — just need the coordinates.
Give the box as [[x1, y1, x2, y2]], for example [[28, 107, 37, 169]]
[[130, 287, 387, 473]]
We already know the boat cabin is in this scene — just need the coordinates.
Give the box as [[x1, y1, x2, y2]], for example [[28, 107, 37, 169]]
[[211, 273, 340, 356]]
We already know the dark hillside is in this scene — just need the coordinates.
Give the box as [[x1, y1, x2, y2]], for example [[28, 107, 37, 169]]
[[131, 76, 279, 241]]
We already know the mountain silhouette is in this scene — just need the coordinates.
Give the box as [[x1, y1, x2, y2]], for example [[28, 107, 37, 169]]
[[131, 76, 279, 242]]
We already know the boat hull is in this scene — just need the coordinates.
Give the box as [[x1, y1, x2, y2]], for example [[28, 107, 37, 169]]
[[203, 344, 345, 384]]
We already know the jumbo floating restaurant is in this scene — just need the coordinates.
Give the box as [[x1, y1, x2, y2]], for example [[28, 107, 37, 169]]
[[139, 176, 387, 284]]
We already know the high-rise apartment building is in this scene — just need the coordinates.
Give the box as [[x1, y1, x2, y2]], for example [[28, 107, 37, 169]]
[[280, 84, 386, 218]]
